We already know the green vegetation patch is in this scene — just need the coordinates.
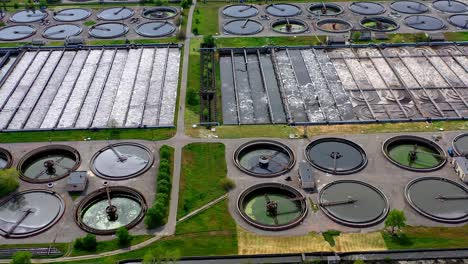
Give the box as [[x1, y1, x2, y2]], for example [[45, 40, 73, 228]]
[[192, 2, 222, 36], [0, 168, 19, 198], [383, 225, 468, 250], [0, 128, 175, 143], [145, 145, 174, 229], [176, 200, 236, 235], [70, 235, 152, 256], [216, 35, 326, 48], [178, 143, 227, 218], [84, 20, 96, 27], [323, 230, 341, 247]]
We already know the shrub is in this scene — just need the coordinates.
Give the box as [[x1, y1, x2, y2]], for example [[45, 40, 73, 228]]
[[74, 234, 97, 251], [145, 146, 173, 229], [0, 168, 19, 198], [352, 31, 361, 42], [116, 227, 132, 247], [159, 160, 170, 174], [13, 3, 19, 9], [192, 27, 199, 35], [186, 89, 199, 107], [160, 146, 171, 160], [220, 178, 235, 191], [322, 230, 341, 247], [202, 35, 215, 48], [10, 252, 32, 264], [154, 0, 162, 6], [180, 0, 191, 8]]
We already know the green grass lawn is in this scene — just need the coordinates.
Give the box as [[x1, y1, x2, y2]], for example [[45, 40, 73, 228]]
[[383, 225, 468, 250], [192, 2, 221, 36], [216, 35, 326, 48], [444, 31, 468, 42], [178, 143, 227, 219], [0, 128, 175, 143], [70, 235, 153, 257], [51, 200, 237, 264], [176, 200, 236, 235]]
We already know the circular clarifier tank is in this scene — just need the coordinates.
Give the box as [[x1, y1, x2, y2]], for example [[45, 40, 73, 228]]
[[0, 190, 65, 238], [453, 133, 468, 155], [360, 17, 399, 31], [305, 138, 367, 175], [448, 14, 468, 29], [89, 23, 129, 39], [405, 177, 468, 223], [135, 21, 176, 37], [319, 180, 389, 227], [272, 18, 308, 34], [308, 3, 344, 16], [90, 142, 153, 180], [433, 0, 467, 13], [142, 7, 178, 20], [75, 186, 147, 235], [349, 2, 386, 15], [404, 15, 445, 30], [222, 4, 259, 18], [97, 7, 134, 21], [42, 24, 82, 40], [9, 10, 47, 23], [265, 3, 302, 17], [53, 8, 91, 22], [316, 18, 353, 33], [223, 19, 263, 35], [0, 148, 12, 169], [382, 135, 446, 172], [18, 145, 81, 183], [390, 1, 428, 14], [0, 25, 36, 41], [234, 140, 295, 177], [237, 183, 307, 231]]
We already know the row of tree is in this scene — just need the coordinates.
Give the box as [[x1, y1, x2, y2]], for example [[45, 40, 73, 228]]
[[145, 145, 173, 229]]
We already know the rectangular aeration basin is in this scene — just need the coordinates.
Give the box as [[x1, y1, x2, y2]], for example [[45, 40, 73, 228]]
[[219, 44, 468, 125], [0, 45, 181, 131]]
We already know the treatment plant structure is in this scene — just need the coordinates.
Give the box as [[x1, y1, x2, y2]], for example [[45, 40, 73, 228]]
[[0, 0, 468, 262]]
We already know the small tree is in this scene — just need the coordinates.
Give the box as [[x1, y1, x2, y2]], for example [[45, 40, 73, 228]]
[[160, 146, 171, 160], [116, 227, 132, 247], [0, 168, 19, 198], [385, 209, 406, 236], [220, 178, 235, 191], [192, 27, 199, 35], [10, 252, 32, 264], [75, 234, 97, 251], [154, 0, 162, 6], [352, 31, 361, 42], [82, 234, 97, 251], [203, 35, 215, 48]]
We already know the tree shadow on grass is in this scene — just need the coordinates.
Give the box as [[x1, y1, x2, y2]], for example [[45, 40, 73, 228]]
[[387, 233, 414, 247]]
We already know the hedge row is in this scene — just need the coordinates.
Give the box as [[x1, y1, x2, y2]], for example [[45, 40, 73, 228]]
[[145, 145, 173, 229]]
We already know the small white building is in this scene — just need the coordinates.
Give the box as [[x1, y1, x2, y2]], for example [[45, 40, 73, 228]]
[[298, 161, 315, 192], [66, 171, 88, 192], [452, 157, 468, 183]]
